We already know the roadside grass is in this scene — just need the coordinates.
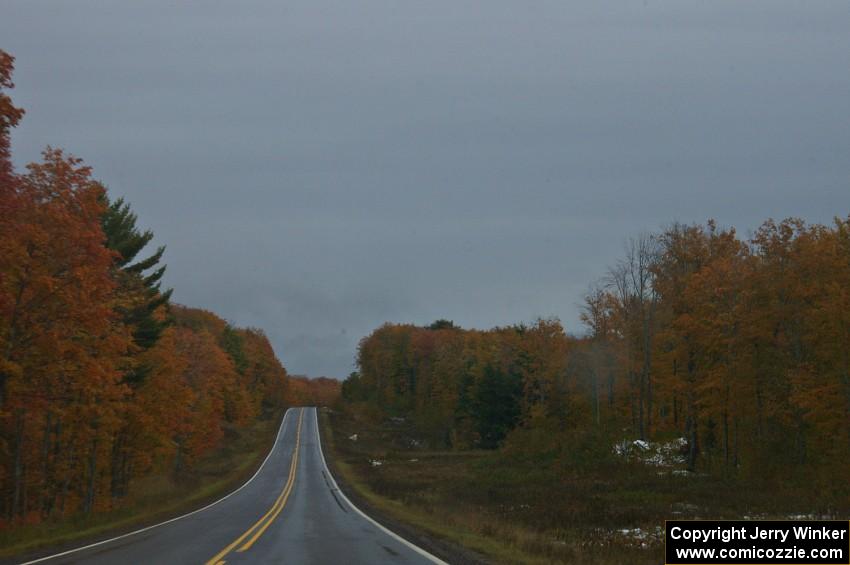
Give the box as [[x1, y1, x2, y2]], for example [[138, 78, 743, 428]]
[[0, 411, 283, 559], [321, 407, 845, 564], [321, 409, 660, 564]]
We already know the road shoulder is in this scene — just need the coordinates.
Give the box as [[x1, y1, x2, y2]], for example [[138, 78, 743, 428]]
[[316, 408, 491, 565]]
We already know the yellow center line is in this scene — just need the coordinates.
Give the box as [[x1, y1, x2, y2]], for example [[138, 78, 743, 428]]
[[237, 417, 302, 552], [204, 408, 304, 565]]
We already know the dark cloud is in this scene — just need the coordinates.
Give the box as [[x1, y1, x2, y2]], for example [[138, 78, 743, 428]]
[[3, 1, 849, 377]]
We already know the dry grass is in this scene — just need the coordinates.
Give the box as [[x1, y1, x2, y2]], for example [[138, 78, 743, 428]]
[[321, 406, 845, 565], [322, 409, 661, 564]]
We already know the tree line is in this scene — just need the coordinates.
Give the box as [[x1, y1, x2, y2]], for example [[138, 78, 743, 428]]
[[287, 376, 344, 408], [0, 51, 295, 525], [344, 219, 850, 486]]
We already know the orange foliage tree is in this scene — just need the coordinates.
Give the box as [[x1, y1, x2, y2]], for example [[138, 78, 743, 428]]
[[344, 216, 850, 489], [0, 51, 291, 526]]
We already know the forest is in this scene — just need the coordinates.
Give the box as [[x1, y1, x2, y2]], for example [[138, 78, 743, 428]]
[[343, 216, 850, 495], [3, 36, 849, 555], [0, 51, 304, 529]]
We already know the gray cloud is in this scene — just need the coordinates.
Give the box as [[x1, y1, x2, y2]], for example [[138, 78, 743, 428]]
[[3, 0, 849, 376]]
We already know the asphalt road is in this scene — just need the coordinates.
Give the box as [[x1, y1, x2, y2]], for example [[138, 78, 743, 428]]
[[22, 407, 444, 565]]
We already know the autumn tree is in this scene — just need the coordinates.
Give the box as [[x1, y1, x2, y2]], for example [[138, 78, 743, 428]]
[[1, 149, 131, 519], [346, 215, 850, 489], [0, 52, 292, 525]]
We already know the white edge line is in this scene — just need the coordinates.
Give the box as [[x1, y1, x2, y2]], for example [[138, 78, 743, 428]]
[[18, 408, 294, 565], [313, 407, 450, 565]]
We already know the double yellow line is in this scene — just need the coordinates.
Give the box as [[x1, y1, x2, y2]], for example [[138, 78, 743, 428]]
[[205, 408, 304, 565]]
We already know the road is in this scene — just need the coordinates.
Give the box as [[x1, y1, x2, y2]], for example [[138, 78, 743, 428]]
[[21, 407, 445, 565]]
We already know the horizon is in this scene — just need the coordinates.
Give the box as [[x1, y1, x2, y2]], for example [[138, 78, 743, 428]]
[[3, 1, 848, 378]]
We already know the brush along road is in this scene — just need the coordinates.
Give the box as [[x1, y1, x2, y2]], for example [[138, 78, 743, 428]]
[[18, 408, 445, 565]]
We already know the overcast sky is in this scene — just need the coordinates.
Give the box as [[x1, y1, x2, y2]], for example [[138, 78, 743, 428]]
[[3, 1, 849, 377]]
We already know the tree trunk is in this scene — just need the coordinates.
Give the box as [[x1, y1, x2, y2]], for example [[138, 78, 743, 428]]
[[629, 370, 639, 436], [110, 428, 128, 499], [722, 407, 729, 474], [643, 306, 654, 439], [590, 368, 600, 426], [0, 279, 28, 410], [84, 436, 98, 514], [58, 443, 75, 518], [686, 348, 699, 471], [638, 376, 645, 440], [794, 412, 806, 465], [842, 353, 850, 451], [40, 411, 52, 516], [686, 413, 699, 471], [11, 408, 26, 519], [733, 415, 739, 470]]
